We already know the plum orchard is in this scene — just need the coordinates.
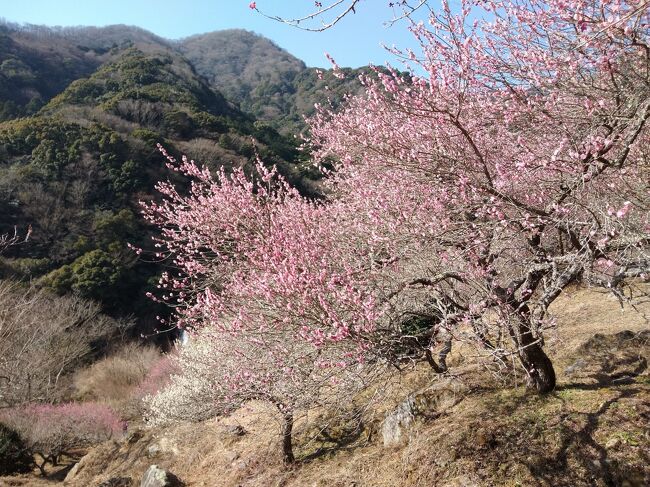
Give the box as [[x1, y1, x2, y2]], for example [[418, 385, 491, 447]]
[[142, 0, 649, 462]]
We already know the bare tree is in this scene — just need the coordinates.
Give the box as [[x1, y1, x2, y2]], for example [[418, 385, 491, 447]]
[[0, 281, 129, 408]]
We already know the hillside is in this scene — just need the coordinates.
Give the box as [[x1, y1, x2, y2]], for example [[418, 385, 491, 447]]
[[0, 22, 367, 134], [0, 7, 648, 487], [2, 287, 647, 487], [0, 24, 100, 120], [0, 25, 313, 333], [178, 29, 368, 133]]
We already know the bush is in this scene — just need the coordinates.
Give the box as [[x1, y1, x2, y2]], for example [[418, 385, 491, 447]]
[[0, 402, 122, 475], [0, 423, 32, 475], [0, 280, 129, 408], [133, 354, 177, 399]]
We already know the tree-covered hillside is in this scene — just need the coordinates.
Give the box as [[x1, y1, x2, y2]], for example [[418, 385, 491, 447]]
[[0, 26, 316, 334], [178, 29, 367, 133], [0, 23, 100, 121]]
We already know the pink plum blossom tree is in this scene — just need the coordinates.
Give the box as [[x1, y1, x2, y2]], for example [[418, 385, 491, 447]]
[[142, 0, 649, 461], [0, 402, 122, 475], [307, 0, 650, 391]]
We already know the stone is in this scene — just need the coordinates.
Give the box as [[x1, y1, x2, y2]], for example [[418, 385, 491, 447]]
[[382, 395, 417, 447], [564, 358, 587, 375], [140, 465, 184, 487], [146, 437, 179, 457], [223, 424, 246, 436], [64, 454, 89, 483], [382, 379, 467, 447], [216, 424, 248, 447], [147, 444, 161, 457], [223, 450, 240, 463]]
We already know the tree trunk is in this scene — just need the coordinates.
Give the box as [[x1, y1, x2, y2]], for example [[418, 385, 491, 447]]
[[512, 319, 556, 393], [426, 337, 452, 373], [281, 411, 295, 465]]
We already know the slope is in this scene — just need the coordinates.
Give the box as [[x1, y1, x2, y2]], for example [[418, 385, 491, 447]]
[[0, 40, 306, 333]]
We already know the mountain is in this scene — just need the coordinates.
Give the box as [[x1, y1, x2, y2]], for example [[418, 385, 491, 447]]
[[1, 21, 368, 132], [0, 23, 99, 120], [179, 29, 306, 116], [0, 23, 317, 334], [179, 29, 369, 133], [0, 22, 177, 121]]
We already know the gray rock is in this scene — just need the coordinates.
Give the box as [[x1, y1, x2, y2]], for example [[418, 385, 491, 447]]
[[564, 358, 587, 375], [382, 395, 417, 447], [64, 454, 89, 484], [146, 437, 179, 458], [147, 444, 161, 457], [382, 379, 467, 447], [223, 424, 246, 437], [140, 465, 184, 487], [223, 450, 240, 463]]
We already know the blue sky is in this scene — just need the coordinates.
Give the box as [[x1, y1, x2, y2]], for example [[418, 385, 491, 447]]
[[1, 1, 427, 68]]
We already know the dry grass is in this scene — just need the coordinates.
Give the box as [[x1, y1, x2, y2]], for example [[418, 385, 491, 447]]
[[548, 284, 649, 353], [72, 343, 162, 418]]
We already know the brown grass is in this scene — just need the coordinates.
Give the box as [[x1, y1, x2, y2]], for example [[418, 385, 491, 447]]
[[72, 343, 161, 418]]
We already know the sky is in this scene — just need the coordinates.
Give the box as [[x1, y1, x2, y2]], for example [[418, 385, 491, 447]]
[[0, 0, 428, 68]]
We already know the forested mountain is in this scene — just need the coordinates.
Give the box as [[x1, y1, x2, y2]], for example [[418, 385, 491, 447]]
[[0, 22, 340, 334], [179, 29, 370, 133]]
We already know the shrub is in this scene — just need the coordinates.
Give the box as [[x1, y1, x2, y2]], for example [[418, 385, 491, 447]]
[[0, 280, 129, 408], [0, 423, 32, 475], [133, 354, 177, 399], [0, 402, 122, 475]]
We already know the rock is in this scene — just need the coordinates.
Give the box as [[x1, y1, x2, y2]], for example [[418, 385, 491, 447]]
[[64, 454, 89, 483], [147, 444, 161, 457], [382, 379, 467, 447], [443, 474, 482, 486], [223, 424, 246, 436], [147, 437, 179, 457], [99, 477, 133, 487], [140, 465, 184, 487], [216, 424, 247, 447], [433, 448, 458, 467], [564, 358, 587, 375], [605, 437, 621, 449], [223, 450, 240, 463], [382, 395, 417, 447]]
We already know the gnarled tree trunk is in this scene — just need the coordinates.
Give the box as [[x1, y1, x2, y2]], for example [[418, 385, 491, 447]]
[[511, 319, 556, 393]]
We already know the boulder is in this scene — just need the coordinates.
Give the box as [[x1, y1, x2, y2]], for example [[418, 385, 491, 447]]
[[382, 378, 467, 447], [382, 395, 417, 447], [146, 436, 179, 458], [215, 423, 247, 447], [64, 454, 89, 483], [140, 465, 184, 487]]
